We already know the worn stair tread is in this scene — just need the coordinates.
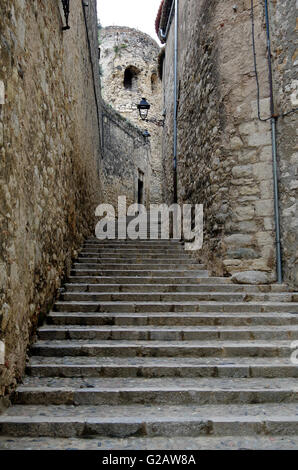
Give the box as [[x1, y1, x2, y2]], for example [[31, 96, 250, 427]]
[[28, 355, 297, 366], [53, 301, 298, 314], [64, 283, 291, 292], [76, 258, 202, 263], [80, 249, 187, 253], [27, 357, 298, 378], [38, 325, 298, 340], [31, 340, 293, 358], [48, 311, 298, 318], [67, 276, 232, 284], [1, 435, 298, 450], [84, 241, 184, 244], [60, 292, 295, 301], [1, 403, 298, 421], [32, 339, 295, 347], [55, 300, 298, 306], [77, 256, 193, 260], [18, 376, 298, 390], [38, 325, 298, 332], [71, 270, 209, 275], [46, 311, 298, 326], [74, 264, 205, 268]]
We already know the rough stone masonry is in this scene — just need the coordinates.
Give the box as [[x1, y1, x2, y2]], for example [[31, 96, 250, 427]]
[[0, 0, 102, 408], [159, 0, 298, 288], [100, 26, 163, 204]]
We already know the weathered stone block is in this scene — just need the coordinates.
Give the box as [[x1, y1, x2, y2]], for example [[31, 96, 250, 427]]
[[224, 234, 253, 247], [223, 259, 242, 267], [253, 163, 273, 181], [238, 121, 256, 136], [247, 132, 272, 148], [255, 200, 274, 217], [237, 221, 258, 233], [256, 232, 274, 246], [230, 136, 243, 150], [232, 165, 253, 178], [227, 248, 259, 259], [234, 205, 255, 221], [260, 146, 273, 163], [264, 217, 274, 231], [231, 271, 271, 284]]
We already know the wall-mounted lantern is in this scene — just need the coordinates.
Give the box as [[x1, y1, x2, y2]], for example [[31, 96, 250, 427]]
[[137, 98, 151, 121], [136, 97, 164, 127], [61, 0, 70, 30], [143, 129, 151, 143]]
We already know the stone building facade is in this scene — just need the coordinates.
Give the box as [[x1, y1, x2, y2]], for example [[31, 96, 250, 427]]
[[101, 101, 151, 208], [100, 26, 163, 204], [0, 0, 102, 407], [270, 0, 298, 288], [157, 0, 298, 287]]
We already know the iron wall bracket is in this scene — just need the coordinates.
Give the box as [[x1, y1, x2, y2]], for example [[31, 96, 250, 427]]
[[61, 0, 70, 30]]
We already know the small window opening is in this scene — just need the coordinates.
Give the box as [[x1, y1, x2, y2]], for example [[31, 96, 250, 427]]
[[124, 66, 140, 91]]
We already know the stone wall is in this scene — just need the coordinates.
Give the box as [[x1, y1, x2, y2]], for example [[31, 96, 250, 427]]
[[101, 102, 151, 208], [159, 0, 287, 283], [270, 0, 298, 287], [0, 0, 102, 407], [100, 26, 163, 204]]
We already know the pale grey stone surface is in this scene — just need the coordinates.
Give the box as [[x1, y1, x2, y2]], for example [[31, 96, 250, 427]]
[[1, 238, 298, 447], [231, 271, 271, 285]]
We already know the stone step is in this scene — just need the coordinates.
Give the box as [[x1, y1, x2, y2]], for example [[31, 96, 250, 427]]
[[78, 257, 195, 264], [27, 356, 298, 378], [0, 403, 297, 438], [1, 434, 298, 450], [13, 377, 298, 405], [79, 253, 192, 260], [64, 283, 290, 294], [60, 292, 295, 303], [73, 263, 205, 270], [67, 276, 230, 285], [53, 300, 298, 313], [3, 235, 297, 447], [84, 239, 183, 244], [37, 325, 298, 341], [80, 248, 187, 254], [31, 339, 293, 357], [70, 269, 209, 277], [83, 243, 184, 250], [77, 257, 204, 266], [47, 311, 298, 326]]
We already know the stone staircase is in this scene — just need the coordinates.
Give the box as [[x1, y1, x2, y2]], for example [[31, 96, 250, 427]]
[[0, 238, 298, 450]]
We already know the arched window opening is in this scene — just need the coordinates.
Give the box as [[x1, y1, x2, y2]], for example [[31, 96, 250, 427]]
[[123, 66, 140, 91]]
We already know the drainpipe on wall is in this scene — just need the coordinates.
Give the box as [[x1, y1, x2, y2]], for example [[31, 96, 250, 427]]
[[264, 0, 283, 283]]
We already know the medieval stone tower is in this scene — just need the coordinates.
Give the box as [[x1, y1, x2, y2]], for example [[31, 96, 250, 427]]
[[99, 26, 163, 204]]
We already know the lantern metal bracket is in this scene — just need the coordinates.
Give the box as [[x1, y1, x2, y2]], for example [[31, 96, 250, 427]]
[[61, 0, 70, 31]]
